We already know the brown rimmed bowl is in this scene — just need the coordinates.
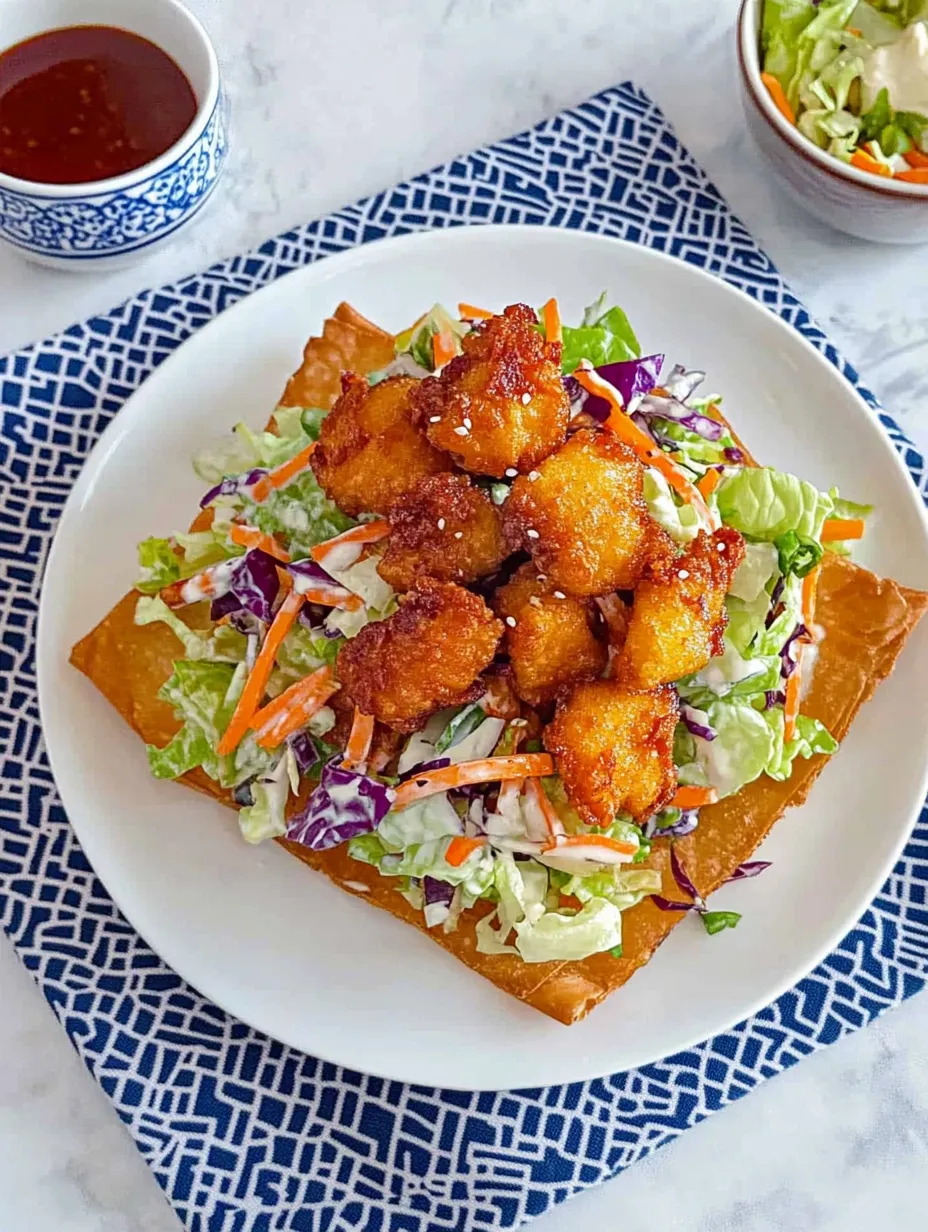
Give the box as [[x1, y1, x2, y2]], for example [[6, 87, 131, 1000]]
[[738, 0, 928, 244]]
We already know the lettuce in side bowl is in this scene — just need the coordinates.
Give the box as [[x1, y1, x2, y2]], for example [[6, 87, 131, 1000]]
[[760, 0, 928, 180]]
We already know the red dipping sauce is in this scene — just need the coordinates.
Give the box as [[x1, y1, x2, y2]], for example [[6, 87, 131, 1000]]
[[0, 25, 197, 185]]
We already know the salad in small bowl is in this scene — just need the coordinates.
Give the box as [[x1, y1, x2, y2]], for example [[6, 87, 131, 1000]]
[[739, 0, 928, 241]]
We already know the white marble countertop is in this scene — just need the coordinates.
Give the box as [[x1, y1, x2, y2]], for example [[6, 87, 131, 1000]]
[[4, 0, 928, 1228]]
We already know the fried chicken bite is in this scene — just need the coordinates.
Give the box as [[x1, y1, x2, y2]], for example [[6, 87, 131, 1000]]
[[617, 527, 746, 690], [377, 473, 509, 591], [494, 562, 607, 706], [413, 303, 569, 477], [310, 373, 449, 517], [336, 579, 504, 732], [504, 428, 673, 596], [544, 679, 678, 825]]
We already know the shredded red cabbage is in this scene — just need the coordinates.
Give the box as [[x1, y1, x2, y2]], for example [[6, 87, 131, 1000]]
[[665, 809, 700, 837], [652, 896, 696, 913], [724, 446, 744, 464], [670, 846, 705, 907], [725, 860, 772, 883], [398, 757, 451, 784], [286, 558, 344, 589], [286, 756, 395, 851], [643, 807, 700, 839], [662, 364, 706, 402], [596, 354, 664, 405], [764, 689, 786, 709], [298, 602, 341, 634], [564, 355, 665, 423], [287, 729, 322, 777], [780, 623, 810, 679], [637, 391, 724, 442], [766, 576, 785, 627], [681, 705, 717, 742], [209, 548, 281, 624], [423, 876, 455, 905], [199, 468, 267, 508]]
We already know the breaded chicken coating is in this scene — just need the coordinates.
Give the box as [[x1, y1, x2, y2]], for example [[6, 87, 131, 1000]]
[[494, 563, 607, 706], [617, 527, 746, 690], [504, 428, 673, 596], [377, 473, 509, 591], [545, 679, 678, 825], [413, 303, 569, 477], [310, 373, 449, 517], [336, 579, 503, 732]]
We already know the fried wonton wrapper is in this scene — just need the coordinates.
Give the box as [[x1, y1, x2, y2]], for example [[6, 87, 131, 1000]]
[[70, 308, 928, 1025]]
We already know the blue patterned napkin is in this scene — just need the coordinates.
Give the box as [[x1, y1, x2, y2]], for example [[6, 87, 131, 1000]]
[[2, 82, 928, 1232]]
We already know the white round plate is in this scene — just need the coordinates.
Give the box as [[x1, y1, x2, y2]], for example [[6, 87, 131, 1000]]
[[38, 226, 928, 1090]]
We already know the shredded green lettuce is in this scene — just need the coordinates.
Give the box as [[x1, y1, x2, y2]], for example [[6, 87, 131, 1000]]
[[560, 294, 640, 374], [241, 469, 353, 554], [146, 659, 274, 789], [238, 751, 295, 844], [134, 596, 247, 663], [394, 304, 468, 371], [716, 467, 833, 541], [762, 708, 840, 779], [643, 469, 702, 544]]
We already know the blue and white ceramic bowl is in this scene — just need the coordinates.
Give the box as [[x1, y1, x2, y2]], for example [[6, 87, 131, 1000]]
[[0, 0, 228, 269]]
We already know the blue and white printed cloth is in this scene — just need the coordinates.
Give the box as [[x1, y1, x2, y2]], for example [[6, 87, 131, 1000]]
[[2, 82, 928, 1232]]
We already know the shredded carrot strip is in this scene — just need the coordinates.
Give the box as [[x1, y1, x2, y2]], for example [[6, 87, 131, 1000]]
[[251, 667, 339, 750], [783, 659, 803, 743], [432, 330, 457, 368], [249, 442, 317, 503], [216, 590, 304, 755], [851, 149, 892, 178], [761, 72, 795, 125], [821, 517, 864, 541], [229, 523, 291, 562], [541, 298, 562, 345], [310, 520, 390, 564], [250, 665, 336, 735], [895, 167, 928, 184], [343, 708, 375, 770], [780, 568, 822, 743], [445, 836, 488, 867], [801, 565, 820, 627], [393, 754, 555, 810], [543, 833, 639, 857], [524, 777, 563, 840], [458, 302, 494, 320], [697, 468, 722, 499], [670, 785, 719, 809], [160, 565, 226, 608], [904, 149, 928, 169], [574, 365, 715, 523], [559, 894, 584, 911], [298, 585, 364, 611]]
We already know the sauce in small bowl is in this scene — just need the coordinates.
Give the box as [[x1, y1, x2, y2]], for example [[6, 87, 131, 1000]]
[[0, 25, 197, 185], [0, 0, 227, 269]]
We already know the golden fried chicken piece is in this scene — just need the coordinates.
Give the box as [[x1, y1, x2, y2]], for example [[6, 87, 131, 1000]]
[[310, 373, 449, 517], [377, 473, 509, 591], [413, 303, 569, 477], [545, 680, 678, 824], [494, 563, 607, 706], [504, 428, 673, 596], [617, 527, 746, 690], [336, 579, 504, 732]]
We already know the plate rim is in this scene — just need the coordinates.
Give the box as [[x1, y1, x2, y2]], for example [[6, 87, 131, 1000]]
[[36, 223, 928, 1089]]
